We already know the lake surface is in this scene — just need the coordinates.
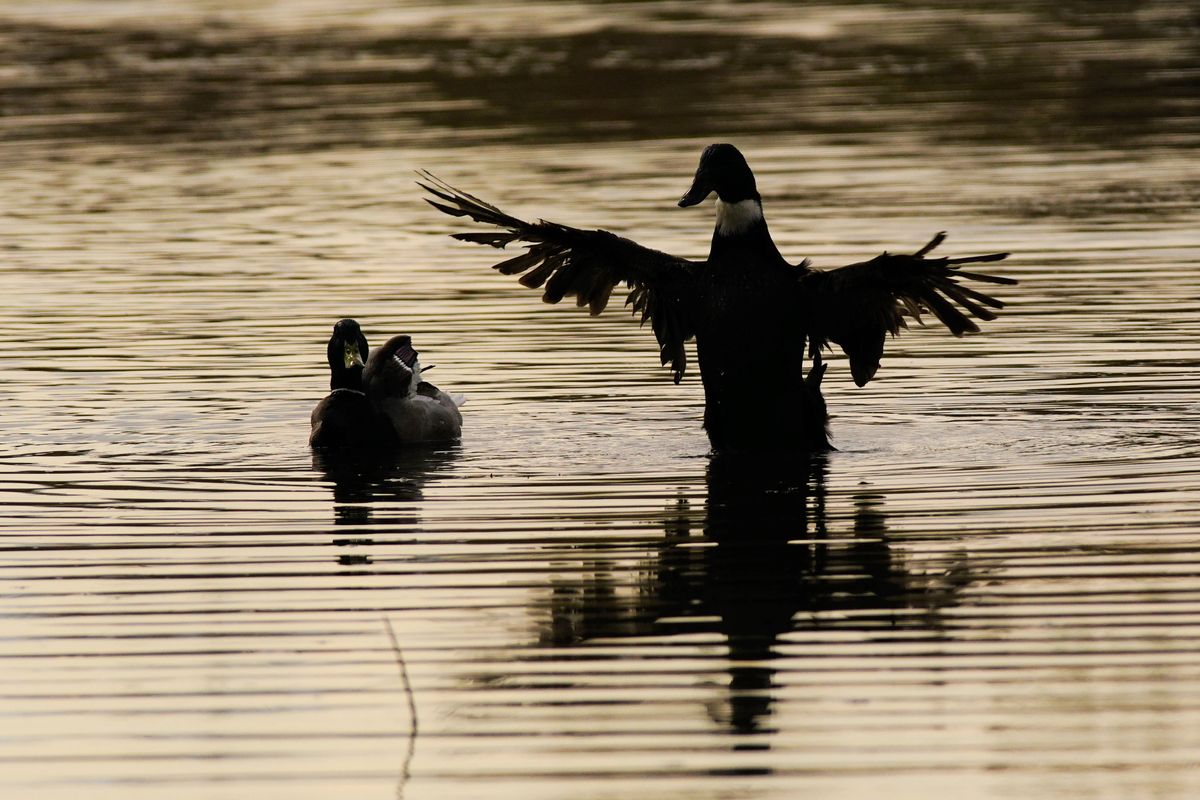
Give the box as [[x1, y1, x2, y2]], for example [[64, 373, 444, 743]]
[[3, 2, 1200, 798]]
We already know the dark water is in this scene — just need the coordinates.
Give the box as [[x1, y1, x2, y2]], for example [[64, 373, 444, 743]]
[[2, 2, 1200, 798]]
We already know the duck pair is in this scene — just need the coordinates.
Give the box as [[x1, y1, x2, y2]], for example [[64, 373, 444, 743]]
[[309, 319, 464, 449], [418, 142, 1015, 454]]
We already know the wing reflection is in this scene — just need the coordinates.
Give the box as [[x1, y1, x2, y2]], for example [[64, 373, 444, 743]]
[[536, 455, 975, 735]]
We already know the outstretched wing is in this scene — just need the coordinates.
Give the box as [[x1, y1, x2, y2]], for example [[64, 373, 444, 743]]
[[801, 232, 1016, 387], [419, 173, 699, 383]]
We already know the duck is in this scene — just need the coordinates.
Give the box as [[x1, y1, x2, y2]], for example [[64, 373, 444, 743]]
[[362, 333, 465, 443], [309, 318, 384, 449], [420, 143, 1015, 454], [310, 319, 464, 449]]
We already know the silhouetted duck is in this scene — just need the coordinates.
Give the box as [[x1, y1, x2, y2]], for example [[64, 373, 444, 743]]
[[363, 334, 464, 443], [310, 320, 464, 448], [421, 143, 1014, 454], [310, 318, 382, 449]]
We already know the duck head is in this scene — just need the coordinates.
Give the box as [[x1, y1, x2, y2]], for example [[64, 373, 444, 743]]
[[327, 318, 369, 391], [678, 144, 758, 206], [678, 143, 766, 239]]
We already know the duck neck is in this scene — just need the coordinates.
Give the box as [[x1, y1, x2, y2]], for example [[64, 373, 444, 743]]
[[709, 197, 784, 264], [330, 364, 364, 392]]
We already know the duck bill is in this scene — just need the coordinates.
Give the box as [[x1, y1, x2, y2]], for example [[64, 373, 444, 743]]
[[343, 343, 364, 369], [678, 170, 712, 207]]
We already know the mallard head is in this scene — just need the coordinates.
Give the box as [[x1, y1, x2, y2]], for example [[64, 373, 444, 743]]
[[326, 318, 369, 391]]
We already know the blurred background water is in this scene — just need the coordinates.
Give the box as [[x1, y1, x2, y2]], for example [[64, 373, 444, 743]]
[[2, 2, 1199, 798]]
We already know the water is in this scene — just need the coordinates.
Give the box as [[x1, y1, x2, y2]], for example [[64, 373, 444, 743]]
[[2, 2, 1200, 798]]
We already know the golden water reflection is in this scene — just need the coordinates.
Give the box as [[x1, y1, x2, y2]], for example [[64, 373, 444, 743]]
[[1, 1, 1199, 799]]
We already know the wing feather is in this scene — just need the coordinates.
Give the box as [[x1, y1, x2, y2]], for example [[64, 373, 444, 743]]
[[420, 172, 699, 382], [802, 232, 1015, 386]]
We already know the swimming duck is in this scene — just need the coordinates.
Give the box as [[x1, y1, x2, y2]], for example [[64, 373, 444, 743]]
[[362, 334, 464, 443], [309, 318, 384, 449], [310, 320, 464, 448], [420, 143, 1014, 453]]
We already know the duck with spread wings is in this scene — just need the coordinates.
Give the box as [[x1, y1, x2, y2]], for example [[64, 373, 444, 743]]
[[421, 143, 1015, 454]]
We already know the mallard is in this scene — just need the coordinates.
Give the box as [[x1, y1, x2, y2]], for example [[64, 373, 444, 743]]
[[420, 143, 1014, 453], [309, 318, 381, 449]]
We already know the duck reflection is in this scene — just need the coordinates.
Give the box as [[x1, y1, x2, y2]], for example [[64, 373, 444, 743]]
[[314, 446, 459, 504], [313, 447, 460, 563], [536, 455, 973, 735]]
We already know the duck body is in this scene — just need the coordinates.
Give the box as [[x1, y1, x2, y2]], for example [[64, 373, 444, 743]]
[[422, 143, 1013, 455], [690, 227, 817, 452], [373, 386, 463, 443], [309, 388, 386, 449], [363, 334, 463, 444]]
